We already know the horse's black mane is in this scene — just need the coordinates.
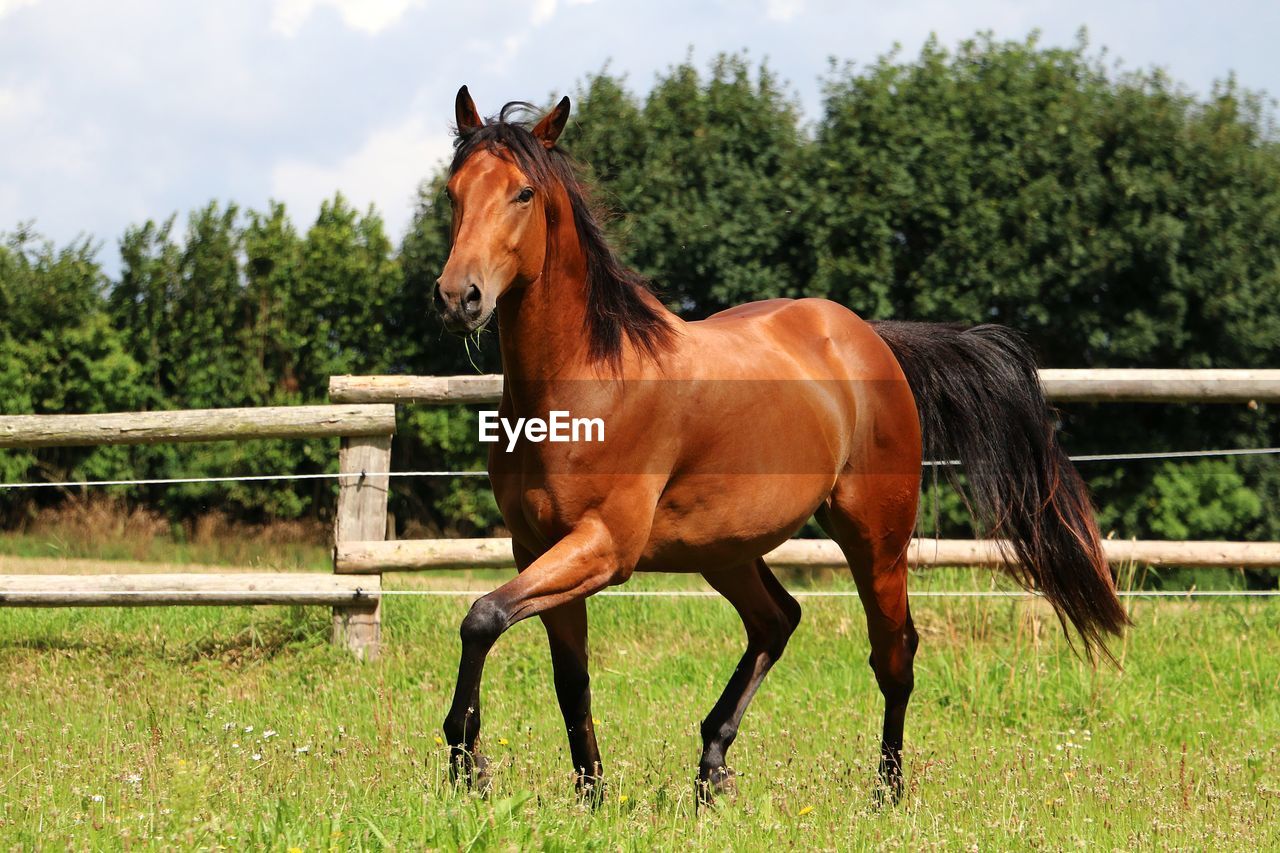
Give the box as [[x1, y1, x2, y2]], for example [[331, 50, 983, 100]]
[[449, 102, 674, 367]]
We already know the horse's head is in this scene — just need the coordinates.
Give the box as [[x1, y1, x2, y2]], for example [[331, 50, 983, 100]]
[[434, 86, 570, 334]]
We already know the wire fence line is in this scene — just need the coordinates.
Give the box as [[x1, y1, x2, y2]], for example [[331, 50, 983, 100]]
[[385, 589, 1280, 599], [373, 589, 1280, 599], [0, 588, 1276, 599], [928, 446, 1280, 465], [2, 446, 1276, 604], [1, 447, 1277, 491]]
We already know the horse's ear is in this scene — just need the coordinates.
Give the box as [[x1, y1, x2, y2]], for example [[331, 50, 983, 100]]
[[532, 96, 570, 149], [455, 85, 483, 134]]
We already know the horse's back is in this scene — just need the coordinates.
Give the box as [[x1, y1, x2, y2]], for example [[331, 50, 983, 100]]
[[691, 297, 904, 383]]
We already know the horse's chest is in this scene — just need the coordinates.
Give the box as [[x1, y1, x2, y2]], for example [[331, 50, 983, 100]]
[[490, 460, 585, 554], [498, 485, 558, 546]]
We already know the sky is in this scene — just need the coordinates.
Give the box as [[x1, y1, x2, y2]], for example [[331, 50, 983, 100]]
[[2, 0, 1278, 271]]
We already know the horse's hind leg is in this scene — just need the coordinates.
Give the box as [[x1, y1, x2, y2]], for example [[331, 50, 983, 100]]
[[698, 559, 801, 803], [816, 481, 919, 803]]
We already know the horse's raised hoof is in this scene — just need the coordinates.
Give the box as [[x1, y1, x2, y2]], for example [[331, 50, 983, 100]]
[[696, 765, 736, 809], [574, 774, 606, 809], [449, 747, 492, 794]]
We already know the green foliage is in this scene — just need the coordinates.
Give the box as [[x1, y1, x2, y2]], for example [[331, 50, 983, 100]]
[[0, 232, 145, 518], [242, 202, 305, 401], [294, 195, 402, 387], [808, 32, 1280, 369], [1127, 459, 1262, 540], [799, 33, 1278, 540], [565, 55, 813, 314]]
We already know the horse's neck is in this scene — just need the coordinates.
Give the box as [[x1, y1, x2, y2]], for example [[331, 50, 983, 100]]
[[496, 215, 593, 386]]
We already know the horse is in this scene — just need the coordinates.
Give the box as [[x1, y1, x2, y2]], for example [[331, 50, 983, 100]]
[[432, 85, 1129, 804]]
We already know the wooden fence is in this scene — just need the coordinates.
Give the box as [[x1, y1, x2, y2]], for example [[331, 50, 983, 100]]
[[0, 404, 395, 660], [325, 369, 1280, 597], [1, 370, 1276, 662]]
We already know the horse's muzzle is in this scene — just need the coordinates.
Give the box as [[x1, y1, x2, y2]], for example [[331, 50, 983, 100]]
[[435, 281, 490, 334]]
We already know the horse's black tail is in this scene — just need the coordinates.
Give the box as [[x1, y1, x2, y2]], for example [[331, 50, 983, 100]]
[[872, 321, 1129, 661]]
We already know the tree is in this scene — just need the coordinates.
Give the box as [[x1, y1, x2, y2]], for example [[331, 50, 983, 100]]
[[243, 202, 304, 403], [809, 32, 1280, 540], [565, 55, 813, 316], [0, 229, 144, 519]]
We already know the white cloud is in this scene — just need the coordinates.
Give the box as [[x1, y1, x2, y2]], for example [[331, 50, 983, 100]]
[[0, 84, 41, 122], [528, 0, 597, 26], [270, 113, 454, 234], [0, 0, 41, 19], [765, 0, 803, 22], [531, 0, 557, 25], [0, 82, 102, 179], [0, 184, 17, 222], [270, 0, 423, 37]]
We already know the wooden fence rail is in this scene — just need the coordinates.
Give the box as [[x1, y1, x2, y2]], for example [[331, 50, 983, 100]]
[[334, 537, 1280, 573], [0, 404, 394, 659], [0, 405, 395, 448], [0, 573, 378, 607], [329, 370, 1280, 405]]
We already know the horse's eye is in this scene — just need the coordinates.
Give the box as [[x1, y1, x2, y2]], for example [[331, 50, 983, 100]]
[[516, 187, 534, 204]]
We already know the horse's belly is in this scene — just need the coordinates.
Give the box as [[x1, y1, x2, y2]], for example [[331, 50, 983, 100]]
[[639, 473, 832, 572]]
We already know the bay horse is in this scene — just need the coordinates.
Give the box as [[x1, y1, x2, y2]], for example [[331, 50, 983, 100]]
[[433, 86, 1128, 803]]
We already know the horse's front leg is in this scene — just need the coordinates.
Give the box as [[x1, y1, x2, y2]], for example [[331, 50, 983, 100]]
[[442, 519, 626, 790], [540, 598, 603, 803]]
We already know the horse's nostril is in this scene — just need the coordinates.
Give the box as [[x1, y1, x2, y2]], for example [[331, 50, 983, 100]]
[[432, 284, 447, 311], [463, 283, 482, 314]]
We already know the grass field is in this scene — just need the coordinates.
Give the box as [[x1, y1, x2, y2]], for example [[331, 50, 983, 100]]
[[1, 562, 1278, 851]]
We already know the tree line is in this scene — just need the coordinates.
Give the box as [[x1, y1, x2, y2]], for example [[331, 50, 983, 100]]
[[1, 33, 1277, 543]]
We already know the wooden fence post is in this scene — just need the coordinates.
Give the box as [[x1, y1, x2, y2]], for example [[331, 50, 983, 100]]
[[332, 434, 391, 659]]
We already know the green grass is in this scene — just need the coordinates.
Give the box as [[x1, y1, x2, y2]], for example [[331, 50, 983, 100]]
[[0, 525, 332, 572], [1, 574, 1277, 850]]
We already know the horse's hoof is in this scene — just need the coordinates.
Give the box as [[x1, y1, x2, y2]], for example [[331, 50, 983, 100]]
[[696, 766, 736, 809], [473, 753, 493, 795], [874, 751, 904, 807], [450, 747, 491, 794], [872, 773, 904, 808], [575, 774, 606, 809]]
